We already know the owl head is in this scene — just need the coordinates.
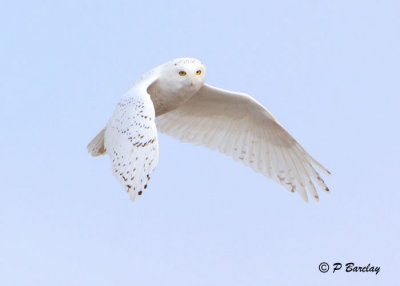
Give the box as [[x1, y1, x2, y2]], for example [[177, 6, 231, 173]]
[[159, 57, 207, 93]]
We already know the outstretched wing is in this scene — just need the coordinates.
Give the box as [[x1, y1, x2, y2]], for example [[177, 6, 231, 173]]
[[156, 84, 330, 202], [104, 79, 159, 201]]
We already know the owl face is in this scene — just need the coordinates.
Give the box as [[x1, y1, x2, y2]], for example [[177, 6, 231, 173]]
[[162, 58, 207, 94]]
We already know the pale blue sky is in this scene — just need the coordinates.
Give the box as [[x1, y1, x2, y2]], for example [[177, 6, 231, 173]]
[[1, 1, 399, 285]]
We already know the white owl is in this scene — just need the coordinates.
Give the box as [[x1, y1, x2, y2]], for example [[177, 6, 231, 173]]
[[88, 58, 330, 202]]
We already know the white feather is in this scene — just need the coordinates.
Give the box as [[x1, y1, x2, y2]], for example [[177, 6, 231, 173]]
[[156, 84, 330, 201], [103, 74, 160, 200]]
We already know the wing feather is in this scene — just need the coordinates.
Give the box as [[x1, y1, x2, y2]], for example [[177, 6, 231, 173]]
[[156, 84, 330, 201], [103, 77, 159, 201]]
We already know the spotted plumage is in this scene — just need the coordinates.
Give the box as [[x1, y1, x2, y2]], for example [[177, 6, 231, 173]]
[[87, 57, 330, 202]]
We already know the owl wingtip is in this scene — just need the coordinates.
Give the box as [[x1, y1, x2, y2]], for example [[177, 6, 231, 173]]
[[129, 189, 137, 202], [301, 193, 309, 203]]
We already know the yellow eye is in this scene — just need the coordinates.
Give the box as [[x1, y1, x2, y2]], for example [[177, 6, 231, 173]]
[[178, 71, 186, 76], [196, 70, 202, 75]]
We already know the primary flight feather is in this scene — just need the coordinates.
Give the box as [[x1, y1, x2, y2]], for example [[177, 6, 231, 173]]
[[87, 58, 330, 202]]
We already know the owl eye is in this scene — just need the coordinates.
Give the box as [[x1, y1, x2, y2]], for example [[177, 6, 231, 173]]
[[178, 71, 186, 76], [196, 70, 202, 75]]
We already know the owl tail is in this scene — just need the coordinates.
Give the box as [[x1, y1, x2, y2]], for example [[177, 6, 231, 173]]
[[87, 127, 107, 157]]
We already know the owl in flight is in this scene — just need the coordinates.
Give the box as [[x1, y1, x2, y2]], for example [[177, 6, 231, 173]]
[[88, 58, 330, 202]]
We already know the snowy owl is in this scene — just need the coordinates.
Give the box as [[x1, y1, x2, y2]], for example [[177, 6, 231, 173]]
[[87, 58, 330, 202]]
